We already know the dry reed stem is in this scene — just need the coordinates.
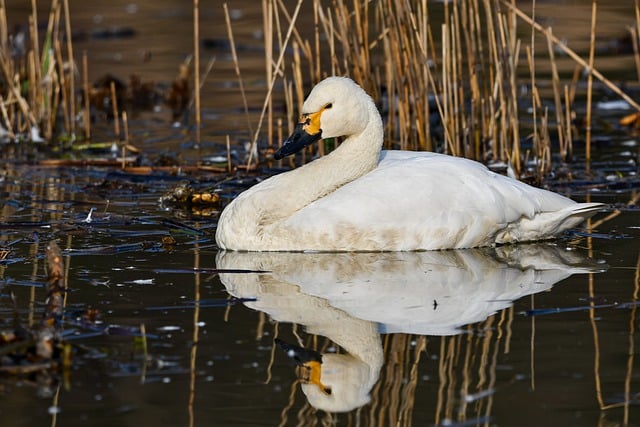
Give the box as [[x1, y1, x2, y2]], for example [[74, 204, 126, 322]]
[[0, 0, 84, 143], [632, 26, 640, 83], [0, 1, 7, 51], [29, 13, 40, 123], [224, 3, 252, 142], [247, 0, 304, 169], [193, 0, 201, 159], [226, 134, 231, 173], [122, 111, 129, 146], [110, 81, 120, 141], [54, 39, 70, 134], [632, 4, 640, 84], [263, 0, 274, 147], [585, 0, 597, 173], [546, 27, 567, 160], [62, 0, 75, 139], [501, 0, 640, 112], [0, 95, 14, 139], [82, 51, 90, 139], [564, 85, 573, 158], [275, 0, 311, 60], [526, 45, 540, 175], [187, 56, 216, 111], [30, 0, 40, 86]]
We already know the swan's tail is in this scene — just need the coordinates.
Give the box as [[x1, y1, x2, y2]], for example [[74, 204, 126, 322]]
[[567, 202, 607, 218], [541, 202, 606, 236], [497, 202, 606, 244]]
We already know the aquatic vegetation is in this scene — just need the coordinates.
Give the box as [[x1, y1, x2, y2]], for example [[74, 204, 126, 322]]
[[253, 0, 640, 181]]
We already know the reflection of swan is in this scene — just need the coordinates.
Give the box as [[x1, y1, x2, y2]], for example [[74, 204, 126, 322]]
[[220, 253, 383, 412], [217, 245, 603, 411], [216, 77, 602, 251]]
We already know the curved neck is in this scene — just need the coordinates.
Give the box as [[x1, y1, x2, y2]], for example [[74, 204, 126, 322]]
[[274, 101, 383, 215], [216, 100, 383, 250]]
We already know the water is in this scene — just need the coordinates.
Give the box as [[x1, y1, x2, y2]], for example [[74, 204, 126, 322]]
[[1, 1, 639, 426]]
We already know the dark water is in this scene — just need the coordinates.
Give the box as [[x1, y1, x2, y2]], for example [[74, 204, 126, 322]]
[[1, 1, 640, 426]]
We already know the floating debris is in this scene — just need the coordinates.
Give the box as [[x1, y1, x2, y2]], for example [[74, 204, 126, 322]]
[[0, 241, 69, 377], [160, 181, 220, 206]]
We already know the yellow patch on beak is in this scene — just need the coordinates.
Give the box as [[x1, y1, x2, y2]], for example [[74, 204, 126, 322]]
[[296, 360, 332, 395], [299, 103, 331, 136]]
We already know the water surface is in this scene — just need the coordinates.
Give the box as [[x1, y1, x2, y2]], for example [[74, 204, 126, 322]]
[[1, 1, 639, 426]]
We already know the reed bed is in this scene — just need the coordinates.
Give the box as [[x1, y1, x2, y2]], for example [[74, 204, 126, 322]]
[[255, 0, 640, 178], [0, 0, 82, 143], [2, 0, 640, 177]]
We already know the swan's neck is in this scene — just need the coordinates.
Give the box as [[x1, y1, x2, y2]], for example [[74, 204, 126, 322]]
[[274, 102, 383, 215], [216, 101, 383, 250]]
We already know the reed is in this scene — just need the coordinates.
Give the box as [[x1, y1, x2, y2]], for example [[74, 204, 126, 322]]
[[249, 0, 640, 179], [62, 0, 75, 140], [193, 0, 201, 161], [82, 50, 90, 139], [121, 111, 129, 169], [110, 81, 120, 141], [585, 0, 597, 174], [635, 0, 640, 82], [0, 0, 79, 143], [224, 2, 253, 164]]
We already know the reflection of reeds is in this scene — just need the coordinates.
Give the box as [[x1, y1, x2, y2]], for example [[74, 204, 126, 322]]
[[587, 195, 639, 420], [277, 312, 511, 426]]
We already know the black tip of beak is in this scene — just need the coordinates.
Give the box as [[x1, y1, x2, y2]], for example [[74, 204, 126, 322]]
[[274, 124, 322, 160]]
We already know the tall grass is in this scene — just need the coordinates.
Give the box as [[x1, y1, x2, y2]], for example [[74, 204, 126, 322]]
[[256, 0, 640, 178], [0, 0, 81, 143]]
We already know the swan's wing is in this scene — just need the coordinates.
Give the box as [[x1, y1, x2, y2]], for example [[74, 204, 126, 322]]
[[282, 151, 595, 250]]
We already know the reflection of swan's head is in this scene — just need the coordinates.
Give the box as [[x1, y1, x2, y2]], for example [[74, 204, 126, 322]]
[[299, 353, 374, 413], [275, 338, 382, 412], [276, 337, 379, 413]]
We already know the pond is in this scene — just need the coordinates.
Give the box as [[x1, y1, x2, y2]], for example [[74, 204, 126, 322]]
[[1, 1, 639, 426]]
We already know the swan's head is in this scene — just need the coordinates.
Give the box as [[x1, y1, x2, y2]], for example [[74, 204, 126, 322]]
[[274, 77, 375, 159]]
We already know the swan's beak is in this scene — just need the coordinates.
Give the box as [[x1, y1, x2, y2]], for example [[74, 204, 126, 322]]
[[274, 111, 323, 159]]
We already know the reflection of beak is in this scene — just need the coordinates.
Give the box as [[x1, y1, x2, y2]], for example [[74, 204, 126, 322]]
[[274, 111, 323, 160], [275, 338, 332, 395], [296, 361, 332, 395]]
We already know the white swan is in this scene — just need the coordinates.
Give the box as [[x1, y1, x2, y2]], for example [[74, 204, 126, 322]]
[[216, 77, 603, 251]]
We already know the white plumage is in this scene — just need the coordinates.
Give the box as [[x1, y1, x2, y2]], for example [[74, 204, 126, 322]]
[[216, 77, 602, 251]]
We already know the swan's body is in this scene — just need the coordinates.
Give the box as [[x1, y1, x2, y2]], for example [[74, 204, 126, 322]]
[[216, 77, 603, 251]]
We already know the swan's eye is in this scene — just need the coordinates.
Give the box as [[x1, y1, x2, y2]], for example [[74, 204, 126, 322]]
[[324, 103, 333, 110]]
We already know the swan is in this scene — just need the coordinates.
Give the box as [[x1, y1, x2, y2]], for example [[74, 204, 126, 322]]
[[216, 77, 603, 251]]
